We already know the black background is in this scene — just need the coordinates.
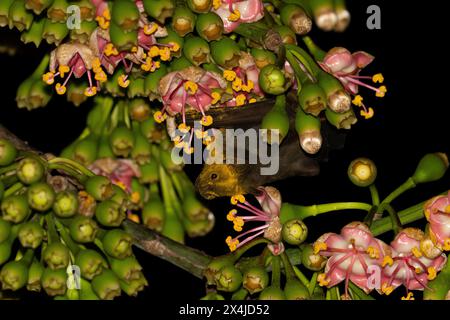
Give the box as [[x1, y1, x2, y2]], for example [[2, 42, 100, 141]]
[[0, 0, 449, 302]]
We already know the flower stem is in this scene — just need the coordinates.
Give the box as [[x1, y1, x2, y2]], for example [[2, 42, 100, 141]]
[[281, 251, 296, 280], [48, 157, 94, 177], [380, 177, 416, 207], [292, 265, 310, 287], [385, 204, 402, 235], [271, 255, 281, 288], [302, 36, 326, 61], [308, 272, 318, 296], [369, 184, 380, 205], [233, 238, 269, 261], [3, 182, 24, 197]]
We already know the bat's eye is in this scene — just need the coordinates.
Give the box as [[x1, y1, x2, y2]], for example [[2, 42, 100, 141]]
[[211, 173, 218, 180]]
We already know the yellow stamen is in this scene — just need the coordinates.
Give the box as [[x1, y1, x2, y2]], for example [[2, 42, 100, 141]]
[[178, 123, 191, 133], [104, 43, 119, 57], [184, 81, 198, 95], [381, 283, 394, 296], [231, 194, 246, 205], [149, 46, 160, 58], [223, 70, 237, 82], [211, 92, 221, 105], [94, 71, 107, 83], [360, 107, 374, 120], [401, 292, 415, 300], [184, 146, 194, 154], [382, 256, 394, 267], [266, 4, 274, 12], [234, 217, 244, 228], [227, 209, 237, 221], [411, 247, 422, 258], [169, 42, 180, 52], [226, 236, 239, 252], [366, 246, 380, 259], [115, 181, 127, 191], [58, 65, 70, 78], [213, 0, 221, 10], [159, 47, 171, 61], [232, 77, 242, 92], [84, 87, 97, 97], [55, 83, 66, 95], [95, 16, 110, 30], [102, 9, 111, 20], [376, 86, 387, 98], [42, 72, 55, 85], [427, 267, 437, 280], [118, 75, 130, 88], [235, 94, 246, 106], [143, 23, 158, 35], [131, 192, 141, 204], [228, 9, 241, 22], [141, 58, 153, 72], [317, 273, 330, 287], [352, 95, 364, 107], [313, 241, 327, 254], [195, 129, 208, 139], [372, 73, 384, 83], [242, 80, 254, 93], [127, 213, 140, 224], [201, 115, 213, 127], [92, 58, 102, 72], [131, 46, 138, 53], [153, 111, 167, 123], [249, 98, 257, 104], [444, 239, 450, 251]]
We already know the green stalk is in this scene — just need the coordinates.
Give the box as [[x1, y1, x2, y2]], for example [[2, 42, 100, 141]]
[[3, 182, 24, 198], [385, 204, 402, 235], [292, 265, 309, 287], [302, 36, 326, 61], [308, 272, 318, 295], [54, 219, 81, 255], [233, 238, 269, 261], [280, 252, 296, 280], [380, 177, 417, 207], [271, 255, 281, 288], [369, 184, 380, 206], [48, 157, 94, 177]]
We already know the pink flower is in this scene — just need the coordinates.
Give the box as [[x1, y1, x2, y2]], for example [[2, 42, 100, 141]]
[[319, 47, 386, 98], [381, 228, 447, 294], [212, 0, 264, 33], [89, 158, 140, 193], [225, 187, 283, 252], [314, 222, 390, 296], [424, 192, 450, 252]]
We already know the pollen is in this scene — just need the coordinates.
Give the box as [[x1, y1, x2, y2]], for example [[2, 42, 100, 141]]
[[228, 9, 241, 22], [232, 78, 243, 92], [213, 0, 221, 10], [427, 267, 437, 280], [376, 86, 387, 98], [372, 73, 384, 83], [184, 81, 198, 95], [249, 98, 257, 104], [382, 256, 394, 267], [381, 283, 394, 296], [211, 92, 221, 105], [366, 246, 380, 259], [444, 238, 450, 251], [235, 94, 246, 106], [226, 236, 239, 252], [411, 247, 422, 258], [94, 70, 107, 83], [55, 83, 66, 95], [360, 107, 374, 119], [352, 95, 363, 107], [104, 43, 119, 57], [144, 23, 158, 35], [149, 46, 160, 58], [58, 65, 70, 78], [159, 47, 171, 61], [43, 72, 55, 85], [131, 191, 141, 204], [118, 75, 130, 88], [169, 42, 180, 52], [92, 58, 102, 73], [115, 181, 127, 191], [401, 292, 415, 300], [317, 273, 330, 287], [231, 194, 246, 205], [313, 241, 327, 254], [178, 123, 191, 133], [153, 111, 167, 123], [201, 115, 213, 127], [84, 87, 97, 97], [227, 209, 237, 221], [184, 146, 194, 154], [127, 212, 140, 224], [223, 70, 237, 82], [195, 129, 208, 139], [242, 80, 254, 93], [96, 16, 110, 30]]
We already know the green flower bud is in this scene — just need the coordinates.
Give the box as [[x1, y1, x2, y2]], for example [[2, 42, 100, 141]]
[[41, 268, 67, 296], [47, 0, 68, 23], [91, 270, 121, 300], [216, 265, 242, 292], [70, 20, 97, 44], [16, 157, 44, 185], [183, 36, 211, 66], [9, 0, 34, 31], [110, 256, 142, 282], [129, 99, 151, 122], [412, 153, 449, 184], [27, 78, 52, 110], [127, 77, 145, 98], [201, 292, 225, 300], [210, 38, 241, 69], [295, 107, 322, 155], [75, 249, 108, 280], [143, 0, 174, 24], [77, 0, 96, 21], [27, 260, 44, 291], [284, 279, 310, 300], [172, 6, 196, 37], [95, 200, 126, 227], [0, 260, 28, 291], [111, 0, 140, 32], [1, 195, 31, 223], [242, 266, 269, 294], [258, 285, 287, 300], [169, 56, 194, 71], [333, 0, 350, 32], [325, 107, 357, 130], [85, 175, 114, 201], [318, 72, 351, 113], [139, 161, 160, 184], [42, 19, 69, 46], [348, 158, 377, 187], [73, 136, 98, 166], [0, 138, 17, 166], [16, 74, 34, 109], [0, 238, 13, 265], [0, 218, 11, 243], [131, 133, 151, 165], [25, 0, 53, 14], [251, 48, 276, 70], [43, 242, 70, 269], [183, 215, 214, 238], [119, 273, 148, 297], [282, 219, 308, 245], [66, 82, 89, 107], [27, 182, 56, 212], [183, 194, 209, 221], [231, 287, 248, 300], [187, 0, 211, 13], [280, 4, 312, 35], [300, 244, 327, 271], [110, 126, 135, 158], [97, 136, 115, 159], [261, 108, 290, 144], [53, 191, 79, 218], [309, 0, 337, 32], [109, 21, 138, 52], [274, 25, 297, 45], [142, 199, 165, 232], [79, 278, 100, 300], [18, 221, 44, 248], [69, 216, 99, 243], [144, 64, 168, 99], [196, 12, 223, 41], [298, 80, 327, 116], [259, 65, 288, 95], [20, 18, 45, 47], [102, 229, 133, 259], [110, 185, 129, 206], [204, 256, 234, 285]]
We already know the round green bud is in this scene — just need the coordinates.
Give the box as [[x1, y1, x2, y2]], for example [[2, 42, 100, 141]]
[[95, 200, 126, 227], [183, 36, 211, 66], [102, 229, 133, 259], [18, 221, 44, 249], [119, 274, 148, 297], [91, 270, 122, 300], [0, 218, 11, 243], [215, 265, 242, 293], [0, 139, 17, 166], [41, 268, 67, 296], [75, 249, 108, 280], [412, 153, 449, 184], [0, 240, 13, 265], [300, 244, 327, 271], [242, 266, 269, 294], [259, 65, 287, 95], [70, 216, 99, 243], [251, 48, 277, 70], [196, 12, 223, 41], [110, 185, 129, 206], [43, 242, 70, 270], [85, 175, 114, 201], [187, 0, 211, 13], [258, 285, 287, 300], [110, 126, 135, 158], [53, 191, 79, 218], [348, 158, 377, 187], [274, 25, 297, 45], [1, 195, 31, 223], [110, 256, 142, 282], [142, 199, 165, 232], [282, 219, 308, 245], [280, 4, 312, 35], [298, 82, 327, 116], [16, 157, 44, 185], [129, 99, 151, 122], [172, 6, 196, 36], [204, 256, 234, 285], [210, 37, 241, 69], [183, 194, 209, 221], [27, 182, 56, 211], [73, 137, 98, 166], [0, 261, 28, 291], [27, 261, 44, 292], [284, 279, 310, 300]]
